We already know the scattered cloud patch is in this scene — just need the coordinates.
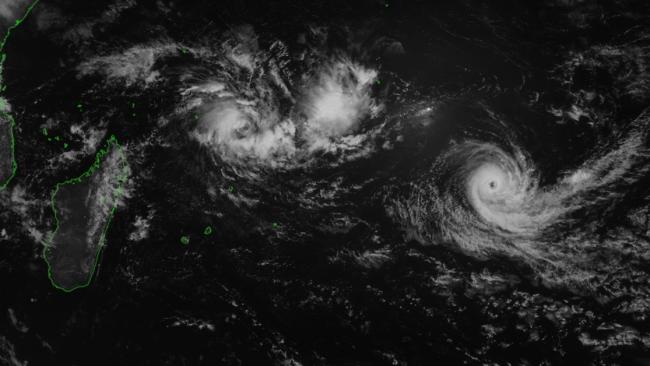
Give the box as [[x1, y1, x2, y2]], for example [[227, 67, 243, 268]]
[[77, 44, 177, 87], [0, 0, 30, 25], [129, 213, 152, 242]]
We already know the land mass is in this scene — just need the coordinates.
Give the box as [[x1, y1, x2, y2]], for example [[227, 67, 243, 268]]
[[0, 0, 39, 190], [44, 135, 128, 292]]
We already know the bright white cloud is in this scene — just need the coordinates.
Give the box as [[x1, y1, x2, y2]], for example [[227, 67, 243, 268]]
[[302, 58, 380, 150]]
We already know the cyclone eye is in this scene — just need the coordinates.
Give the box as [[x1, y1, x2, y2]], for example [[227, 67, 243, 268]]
[[489, 181, 497, 189]]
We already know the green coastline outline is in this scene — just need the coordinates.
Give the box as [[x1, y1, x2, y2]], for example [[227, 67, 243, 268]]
[[0, 0, 39, 190], [43, 134, 128, 292]]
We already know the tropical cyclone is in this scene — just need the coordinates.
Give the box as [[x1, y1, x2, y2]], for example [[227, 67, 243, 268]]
[[44, 135, 128, 292], [392, 108, 650, 295]]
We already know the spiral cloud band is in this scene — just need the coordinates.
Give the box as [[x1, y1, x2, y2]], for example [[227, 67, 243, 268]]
[[393, 109, 650, 291]]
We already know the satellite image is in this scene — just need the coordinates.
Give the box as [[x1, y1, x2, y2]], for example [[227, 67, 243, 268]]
[[1, 0, 650, 364]]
